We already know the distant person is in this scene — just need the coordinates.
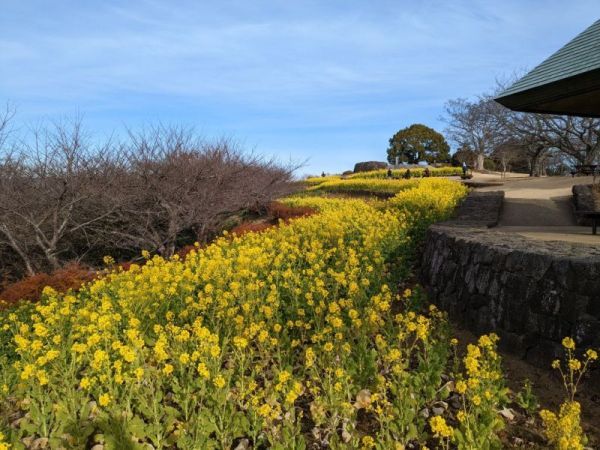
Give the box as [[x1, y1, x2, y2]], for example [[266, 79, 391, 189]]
[[423, 167, 431, 177], [461, 161, 468, 176], [403, 169, 412, 179], [387, 168, 393, 178]]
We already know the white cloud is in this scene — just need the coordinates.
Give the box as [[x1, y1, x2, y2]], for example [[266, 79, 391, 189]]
[[0, 0, 597, 172]]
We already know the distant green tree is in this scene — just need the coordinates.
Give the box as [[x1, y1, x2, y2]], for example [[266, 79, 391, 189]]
[[387, 124, 450, 164]]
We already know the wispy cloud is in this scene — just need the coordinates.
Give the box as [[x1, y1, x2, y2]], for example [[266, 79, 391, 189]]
[[0, 0, 597, 172]]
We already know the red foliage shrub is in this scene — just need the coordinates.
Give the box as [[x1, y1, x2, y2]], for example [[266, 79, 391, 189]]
[[0, 263, 96, 306], [230, 221, 274, 237], [117, 261, 135, 272], [176, 245, 201, 260], [267, 202, 315, 221], [229, 203, 316, 238]]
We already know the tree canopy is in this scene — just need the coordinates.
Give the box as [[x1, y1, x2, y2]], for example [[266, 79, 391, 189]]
[[387, 124, 450, 164]]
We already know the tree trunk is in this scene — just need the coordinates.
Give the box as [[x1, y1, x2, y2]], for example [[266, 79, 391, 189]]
[[0, 227, 36, 276], [475, 153, 485, 171]]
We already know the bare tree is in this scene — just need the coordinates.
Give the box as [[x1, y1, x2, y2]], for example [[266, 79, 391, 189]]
[[0, 119, 123, 274], [495, 110, 552, 177], [447, 79, 600, 178], [0, 118, 298, 278], [491, 142, 519, 178], [443, 96, 504, 170], [0, 103, 16, 151], [542, 116, 600, 166], [110, 126, 297, 256]]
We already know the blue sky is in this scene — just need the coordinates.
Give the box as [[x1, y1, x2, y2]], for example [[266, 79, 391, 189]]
[[0, 1, 597, 174]]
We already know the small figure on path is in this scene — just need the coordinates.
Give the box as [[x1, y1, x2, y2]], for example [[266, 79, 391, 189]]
[[423, 167, 431, 177], [461, 161, 468, 176], [403, 169, 412, 179]]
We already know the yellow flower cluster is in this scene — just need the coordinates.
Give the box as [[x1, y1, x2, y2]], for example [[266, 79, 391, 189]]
[[451, 333, 508, 449], [304, 166, 463, 186], [540, 401, 584, 450], [307, 177, 421, 194], [542, 336, 597, 449], [0, 432, 9, 450], [0, 178, 470, 447], [430, 415, 453, 438], [387, 178, 468, 218], [347, 167, 463, 179]]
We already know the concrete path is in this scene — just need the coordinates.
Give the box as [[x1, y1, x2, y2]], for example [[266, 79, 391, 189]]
[[475, 175, 599, 243]]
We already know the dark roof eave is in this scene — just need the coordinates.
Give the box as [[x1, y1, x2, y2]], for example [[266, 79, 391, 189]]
[[494, 104, 600, 119], [494, 68, 600, 118]]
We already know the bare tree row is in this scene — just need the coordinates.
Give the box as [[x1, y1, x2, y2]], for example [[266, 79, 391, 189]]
[[0, 111, 296, 279], [443, 82, 600, 175]]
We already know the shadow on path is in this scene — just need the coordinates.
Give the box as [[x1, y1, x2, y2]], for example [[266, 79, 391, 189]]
[[499, 195, 576, 226]]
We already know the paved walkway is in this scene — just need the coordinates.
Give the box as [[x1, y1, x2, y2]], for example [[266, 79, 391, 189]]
[[475, 174, 599, 244]]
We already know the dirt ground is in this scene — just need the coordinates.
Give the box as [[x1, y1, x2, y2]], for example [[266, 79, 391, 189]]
[[473, 174, 600, 245]]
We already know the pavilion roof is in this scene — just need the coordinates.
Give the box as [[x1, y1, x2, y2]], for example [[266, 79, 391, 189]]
[[495, 19, 600, 117]]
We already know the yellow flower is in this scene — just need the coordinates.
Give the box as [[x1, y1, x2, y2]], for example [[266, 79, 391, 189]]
[[36, 370, 49, 386], [0, 431, 8, 450], [305, 347, 315, 368], [197, 362, 210, 379], [162, 364, 174, 376], [552, 359, 561, 369], [562, 337, 575, 350], [80, 377, 91, 390], [278, 370, 291, 384], [98, 393, 111, 407], [361, 435, 375, 448], [568, 359, 581, 371], [233, 336, 248, 350], [429, 415, 453, 438], [541, 401, 583, 450], [213, 375, 226, 389], [257, 403, 272, 418], [179, 353, 190, 364], [586, 349, 598, 361]]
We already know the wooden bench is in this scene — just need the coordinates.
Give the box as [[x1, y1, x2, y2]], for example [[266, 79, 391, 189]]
[[577, 210, 600, 234], [572, 164, 598, 177]]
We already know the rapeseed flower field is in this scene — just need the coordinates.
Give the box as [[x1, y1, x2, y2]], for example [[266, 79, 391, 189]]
[[0, 178, 579, 449], [305, 178, 421, 195], [304, 167, 463, 190], [346, 168, 463, 179]]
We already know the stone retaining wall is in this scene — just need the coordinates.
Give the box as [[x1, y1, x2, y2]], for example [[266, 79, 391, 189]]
[[420, 192, 600, 367]]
